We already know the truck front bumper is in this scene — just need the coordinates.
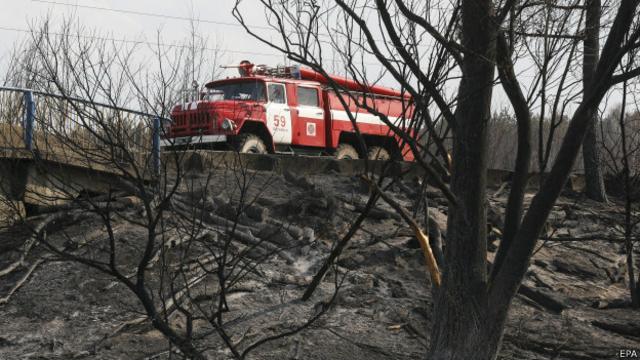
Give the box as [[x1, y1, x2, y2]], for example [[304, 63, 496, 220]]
[[160, 134, 228, 147]]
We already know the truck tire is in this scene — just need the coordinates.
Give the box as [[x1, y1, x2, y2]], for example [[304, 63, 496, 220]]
[[367, 146, 390, 160], [335, 143, 359, 160], [234, 133, 267, 154]]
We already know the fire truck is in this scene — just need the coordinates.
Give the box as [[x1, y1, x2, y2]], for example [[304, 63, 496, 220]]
[[161, 62, 415, 161]]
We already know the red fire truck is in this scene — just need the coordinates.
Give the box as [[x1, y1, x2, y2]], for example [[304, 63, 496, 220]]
[[161, 62, 415, 161]]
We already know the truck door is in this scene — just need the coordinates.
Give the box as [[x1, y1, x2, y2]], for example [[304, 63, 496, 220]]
[[292, 85, 325, 147], [266, 82, 292, 144]]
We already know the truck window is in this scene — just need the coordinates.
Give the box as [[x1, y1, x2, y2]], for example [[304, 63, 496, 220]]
[[297, 87, 319, 107], [206, 81, 266, 101], [267, 83, 286, 104]]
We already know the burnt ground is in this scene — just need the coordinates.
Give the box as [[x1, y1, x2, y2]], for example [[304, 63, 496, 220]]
[[0, 168, 639, 359]]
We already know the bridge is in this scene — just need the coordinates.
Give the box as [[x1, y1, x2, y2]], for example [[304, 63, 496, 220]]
[[0, 87, 165, 223]]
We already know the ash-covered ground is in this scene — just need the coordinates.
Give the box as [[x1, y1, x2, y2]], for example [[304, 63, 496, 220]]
[[0, 168, 638, 359]]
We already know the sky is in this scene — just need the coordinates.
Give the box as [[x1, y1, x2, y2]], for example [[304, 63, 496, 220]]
[[0, 0, 303, 81], [0, 0, 501, 109], [0, 0, 631, 116]]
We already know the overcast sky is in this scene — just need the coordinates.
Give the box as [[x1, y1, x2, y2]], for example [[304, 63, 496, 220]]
[[0, 0, 305, 80], [0, 0, 630, 114], [0, 0, 499, 107]]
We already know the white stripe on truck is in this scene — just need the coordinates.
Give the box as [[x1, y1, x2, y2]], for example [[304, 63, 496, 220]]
[[297, 106, 325, 120], [330, 110, 403, 126]]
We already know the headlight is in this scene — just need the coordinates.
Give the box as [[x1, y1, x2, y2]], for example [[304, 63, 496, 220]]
[[221, 118, 236, 130]]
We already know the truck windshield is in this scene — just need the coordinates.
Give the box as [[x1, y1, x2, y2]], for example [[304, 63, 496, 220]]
[[205, 81, 266, 101]]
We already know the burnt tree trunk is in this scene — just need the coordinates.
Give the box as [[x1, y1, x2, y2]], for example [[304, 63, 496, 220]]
[[491, 32, 532, 281], [582, 0, 608, 202], [487, 3, 639, 359], [619, 81, 639, 307], [428, 0, 499, 358], [429, 1, 639, 359]]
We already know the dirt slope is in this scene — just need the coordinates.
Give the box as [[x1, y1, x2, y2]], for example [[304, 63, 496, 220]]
[[0, 168, 638, 359]]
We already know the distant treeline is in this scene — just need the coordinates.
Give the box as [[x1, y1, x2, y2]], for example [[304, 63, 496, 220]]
[[426, 108, 640, 178]]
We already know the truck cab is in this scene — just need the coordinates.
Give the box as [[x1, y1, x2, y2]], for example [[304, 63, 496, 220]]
[[162, 75, 327, 154]]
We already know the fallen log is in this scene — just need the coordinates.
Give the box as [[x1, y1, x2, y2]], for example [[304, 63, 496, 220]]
[[542, 235, 636, 243], [517, 284, 569, 314], [172, 200, 296, 264], [591, 320, 640, 338]]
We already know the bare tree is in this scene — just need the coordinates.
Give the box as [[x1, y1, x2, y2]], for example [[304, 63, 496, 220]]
[[0, 17, 343, 359], [614, 100, 640, 307], [600, 87, 640, 306], [582, 0, 609, 201], [232, 1, 640, 359]]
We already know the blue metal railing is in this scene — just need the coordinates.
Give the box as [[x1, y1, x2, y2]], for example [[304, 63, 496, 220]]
[[0, 86, 170, 175], [23, 91, 35, 151]]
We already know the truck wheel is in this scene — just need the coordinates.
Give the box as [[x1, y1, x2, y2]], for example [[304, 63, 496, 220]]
[[335, 143, 359, 160], [367, 146, 390, 160], [234, 133, 267, 154]]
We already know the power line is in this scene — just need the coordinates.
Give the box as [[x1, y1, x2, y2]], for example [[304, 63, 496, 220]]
[[0, 25, 278, 58], [30, 0, 278, 31], [30, 0, 436, 50], [0, 25, 385, 68]]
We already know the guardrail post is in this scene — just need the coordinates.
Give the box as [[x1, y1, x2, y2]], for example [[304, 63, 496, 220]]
[[23, 91, 35, 150], [152, 116, 161, 175]]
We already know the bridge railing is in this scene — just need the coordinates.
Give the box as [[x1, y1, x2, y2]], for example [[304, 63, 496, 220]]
[[0, 87, 165, 176]]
